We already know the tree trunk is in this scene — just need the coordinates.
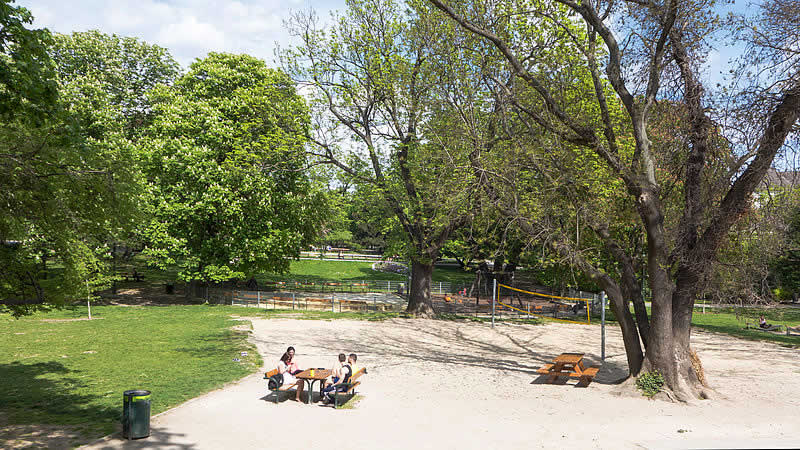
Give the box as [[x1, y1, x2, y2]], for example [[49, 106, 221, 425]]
[[603, 282, 644, 375], [406, 261, 435, 317]]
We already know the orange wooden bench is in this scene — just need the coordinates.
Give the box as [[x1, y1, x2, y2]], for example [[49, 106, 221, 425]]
[[264, 368, 299, 402], [331, 367, 367, 408]]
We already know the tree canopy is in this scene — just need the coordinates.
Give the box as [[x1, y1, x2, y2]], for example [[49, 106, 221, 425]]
[[141, 53, 327, 284]]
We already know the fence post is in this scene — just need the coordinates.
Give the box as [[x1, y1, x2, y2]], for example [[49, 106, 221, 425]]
[[373, 295, 376, 311], [491, 279, 497, 328], [332, 294, 335, 313], [601, 291, 606, 361], [257, 291, 260, 308], [292, 292, 295, 310]]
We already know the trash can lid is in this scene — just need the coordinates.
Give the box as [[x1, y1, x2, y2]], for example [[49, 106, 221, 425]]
[[123, 390, 151, 397]]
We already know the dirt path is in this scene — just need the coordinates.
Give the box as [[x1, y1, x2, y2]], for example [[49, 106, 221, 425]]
[[83, 318, 800, 449]]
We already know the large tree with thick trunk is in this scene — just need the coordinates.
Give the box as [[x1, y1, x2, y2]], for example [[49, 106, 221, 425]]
[[429, 0, 800, 399], [282, 0, 477, 316]]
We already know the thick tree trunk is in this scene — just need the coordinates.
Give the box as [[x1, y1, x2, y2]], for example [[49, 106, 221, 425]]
[[406, 260, 436, 317], [604, 283, 645, 374]]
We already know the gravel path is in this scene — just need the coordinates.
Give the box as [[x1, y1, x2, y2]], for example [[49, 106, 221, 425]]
[[83, 318, 800, 449]]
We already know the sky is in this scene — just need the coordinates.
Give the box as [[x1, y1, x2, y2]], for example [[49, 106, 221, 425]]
[[18, 0, 742, 80], [18, 0, 346, 68]]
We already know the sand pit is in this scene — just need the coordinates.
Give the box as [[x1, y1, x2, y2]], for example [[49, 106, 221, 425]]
[[84, 318, 800, 449]]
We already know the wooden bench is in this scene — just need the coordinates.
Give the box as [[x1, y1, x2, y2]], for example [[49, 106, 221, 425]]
[[331, 367, 367, 408], [536, 361, 600, 385], [264, 368, 299, 403]]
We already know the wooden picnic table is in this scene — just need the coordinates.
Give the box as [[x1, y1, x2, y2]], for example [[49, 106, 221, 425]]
[[295, 369, 332, 404], [536, 353, 599, 386]]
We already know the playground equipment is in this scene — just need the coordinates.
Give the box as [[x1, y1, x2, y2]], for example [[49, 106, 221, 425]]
[[493, 282, 593, 325]]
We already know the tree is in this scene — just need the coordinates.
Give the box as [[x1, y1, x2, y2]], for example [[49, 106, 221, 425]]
[[50, 30, 180, 139], [282, 0, 477, 315], [141, 53, 327, 289], [429, 0, 800, 399], [0, 8, 152, 315], [0, 0, 57, 122]]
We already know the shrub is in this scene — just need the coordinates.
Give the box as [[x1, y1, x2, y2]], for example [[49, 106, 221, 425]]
[[635, 370, 665, 398]]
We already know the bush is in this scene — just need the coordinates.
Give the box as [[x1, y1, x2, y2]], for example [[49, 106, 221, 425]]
[[635, 370, 665, 398]]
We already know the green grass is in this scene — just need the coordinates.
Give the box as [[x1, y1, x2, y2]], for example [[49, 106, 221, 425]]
[[691, 308, 800, 346], [258, 259, 475, 285], [0, 305, 263, 443], [595, 305, 800, 347], [117, 256, 476, 286]]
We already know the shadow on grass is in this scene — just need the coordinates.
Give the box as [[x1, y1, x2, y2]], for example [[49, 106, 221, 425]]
[[0, 361, 118, 446]]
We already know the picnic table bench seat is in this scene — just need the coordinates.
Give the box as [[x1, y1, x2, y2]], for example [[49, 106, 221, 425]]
[[332, 367, 367, 408], [536, 353, 600, 385], [264, 368, 299, 403]]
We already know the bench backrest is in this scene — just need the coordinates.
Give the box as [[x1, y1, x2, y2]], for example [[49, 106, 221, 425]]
[[349, 367, 366, 383]]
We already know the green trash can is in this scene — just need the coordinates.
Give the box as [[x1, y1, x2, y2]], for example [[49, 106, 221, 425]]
[[122, 390, 151, 439]]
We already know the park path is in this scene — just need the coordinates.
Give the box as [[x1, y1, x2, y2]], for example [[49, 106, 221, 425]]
[[82, 318, 800, 449]]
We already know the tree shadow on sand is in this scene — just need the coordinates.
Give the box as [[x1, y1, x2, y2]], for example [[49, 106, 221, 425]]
[[252, 319, 629, 386]]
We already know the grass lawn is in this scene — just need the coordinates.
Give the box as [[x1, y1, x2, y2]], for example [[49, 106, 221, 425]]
[[0, 304, 265, 444], [691, 306, 800, 347], [597, 305, 800, 347], [119, 256, 476, 286], [258, 260, 476, 285]]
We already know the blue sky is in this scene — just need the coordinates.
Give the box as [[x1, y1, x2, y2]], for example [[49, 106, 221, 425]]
[[19, 0, 345, 68]]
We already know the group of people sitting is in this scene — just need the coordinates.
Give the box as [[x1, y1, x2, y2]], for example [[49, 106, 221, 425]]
[[277, 346, 359, 404]]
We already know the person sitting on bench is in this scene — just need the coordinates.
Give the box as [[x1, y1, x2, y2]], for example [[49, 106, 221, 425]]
[[324, 353, 347, 390], [278, 347, 305, 402], [322, 353, 356, 404], [759, 315, 771, 329]]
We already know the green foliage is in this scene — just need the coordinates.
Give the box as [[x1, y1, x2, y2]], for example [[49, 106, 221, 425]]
[[635, 370, 665, 398], [141, 53, 328, 283], [50, 30, 180, 139], [0, 26, 178, 315], [0, 0, 57, 122]]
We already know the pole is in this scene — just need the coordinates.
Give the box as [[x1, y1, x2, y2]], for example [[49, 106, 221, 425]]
[[292, 292, 295, 310], [86, 280, 92, 320], [491, 279, 497, 328], [601, 291, 606, 361], [257, 291, 260, 308]]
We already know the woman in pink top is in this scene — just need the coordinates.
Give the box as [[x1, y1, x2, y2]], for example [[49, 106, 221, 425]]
[[278, 346, 305, 401]]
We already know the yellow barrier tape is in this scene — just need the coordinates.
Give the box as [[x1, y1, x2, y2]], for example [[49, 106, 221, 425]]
[[498, 283, 589, 302], [495, 300, 590, 325], [497, 283, 591, 324]]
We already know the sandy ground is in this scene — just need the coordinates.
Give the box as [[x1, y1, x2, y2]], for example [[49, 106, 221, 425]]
[[83, 318, 800, 449]]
